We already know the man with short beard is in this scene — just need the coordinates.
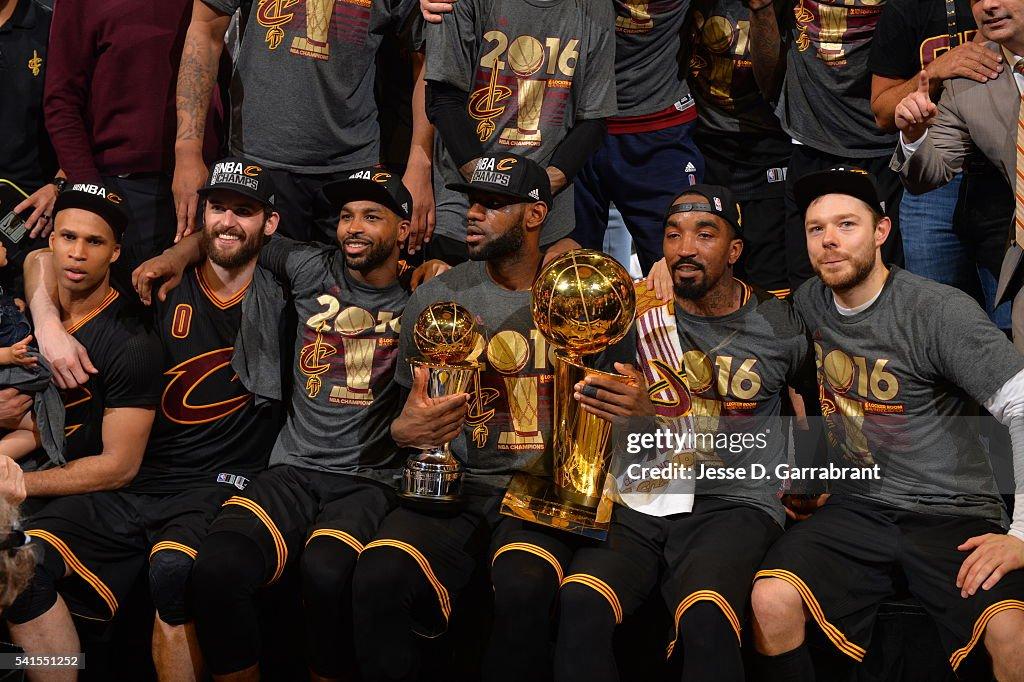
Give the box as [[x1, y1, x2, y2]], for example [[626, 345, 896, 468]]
[[553, 185, 812, 682], [751, 167, 1024, 681], [351, 152, 627, 682], [135, 166, 417, 681], [11, 160, 283, 681]]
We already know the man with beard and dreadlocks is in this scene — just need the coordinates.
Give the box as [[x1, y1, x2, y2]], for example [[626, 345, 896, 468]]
[[553, 184, 814, 682], [4, 160, 280, 681], [751, 168, 1024, 681], [137, 165, 417, 680]]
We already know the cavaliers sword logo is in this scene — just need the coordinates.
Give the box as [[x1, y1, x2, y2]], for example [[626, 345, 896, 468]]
[[465, 381, 500, 448], [28, 50, 42, 77], [299, 322, 336, 399], [257, 0, 299, 50], [469, 71, 513, 143], [163, 348, 251, 425]]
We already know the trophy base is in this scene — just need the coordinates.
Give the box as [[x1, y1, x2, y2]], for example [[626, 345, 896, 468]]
[[500, 473, 613, 540], [399, 457, 463, 507]]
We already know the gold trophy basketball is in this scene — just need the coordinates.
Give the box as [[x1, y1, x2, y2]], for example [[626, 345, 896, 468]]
[[400, 302, 480, 504], [501, 250, 637, 538], [499, 36, 546, 147], [291, 0, 336, 60]]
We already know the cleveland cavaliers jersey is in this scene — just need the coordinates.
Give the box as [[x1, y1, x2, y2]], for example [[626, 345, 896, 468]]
[[127, 266, 282, 494], [61, 288, 163, 462]]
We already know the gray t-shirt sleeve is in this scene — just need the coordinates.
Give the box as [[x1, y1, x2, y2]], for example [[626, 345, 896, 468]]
[[201, 0, 240, 15], [933, 293, 1024, 405], [256, 236, 325, 290], [576, 4, 617, 120], [785, 308, 817, 393], [423, 0, 479, 92]]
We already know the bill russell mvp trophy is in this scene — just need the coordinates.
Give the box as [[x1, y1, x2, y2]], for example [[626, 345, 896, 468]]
[[400, 302, 481, 504], [501, 249, 637, 538]]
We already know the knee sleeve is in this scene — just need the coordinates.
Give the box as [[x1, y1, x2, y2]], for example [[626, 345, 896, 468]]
[[486, 551, 562, 682], [491, 549, 560, 615], [300, 536, 358, 607], [676, 601, 744, 682], [352, 547, 422, 614], [353, 548, 430, 682], [554, 583, 619, 682], [191, 531, 268, 675], [4, 545, 65, 625], [149, 549, 195, 626], [677, 600, 739, 653], [301, 536, 359, 678]]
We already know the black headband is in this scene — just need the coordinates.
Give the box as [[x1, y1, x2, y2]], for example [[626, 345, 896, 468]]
[[665, 202, 715, 219]]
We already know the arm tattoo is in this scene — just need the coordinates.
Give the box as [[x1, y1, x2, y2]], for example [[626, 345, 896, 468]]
[[176, 30, 220, 144]]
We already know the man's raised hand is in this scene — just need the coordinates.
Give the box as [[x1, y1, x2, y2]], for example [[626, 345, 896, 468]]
[[895, 70, 939, 143]]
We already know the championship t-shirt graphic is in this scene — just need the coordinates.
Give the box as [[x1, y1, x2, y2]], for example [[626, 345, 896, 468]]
[[793, 0, 884, 68], [254, 0, 372, 59], [207, 0, 402, 171], [689, 0, 782, 133], [466, 26, 584, 149]]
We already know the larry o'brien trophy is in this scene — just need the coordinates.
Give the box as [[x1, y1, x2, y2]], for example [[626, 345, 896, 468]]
[[501, 250, 637, 538], [399, 302, 480, 504]]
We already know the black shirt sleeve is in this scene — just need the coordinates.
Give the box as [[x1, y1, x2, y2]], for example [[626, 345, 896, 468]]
[[426, 81, 484, 168], [548, 119, 607, 184]]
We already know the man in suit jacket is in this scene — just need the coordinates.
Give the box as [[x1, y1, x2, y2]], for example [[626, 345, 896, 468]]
[[890, 0, 1024, 350]]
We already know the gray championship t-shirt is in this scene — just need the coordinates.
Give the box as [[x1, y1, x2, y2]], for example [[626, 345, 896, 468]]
[[203, 0, 401, 172], [690, 0, 784, 135], [259, 237, 409, 480], [672, 286, 811, 525], [396, 259, 623, 492], [612, 0, 692, 117], [794, 268, 1024, 522], [777, 0, 897, 157], [425, 0, 617, 245]]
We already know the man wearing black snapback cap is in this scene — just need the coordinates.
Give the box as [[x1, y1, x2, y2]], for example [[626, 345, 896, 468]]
[[5, 183, 165, 665], [11, 160, 284, 678], [351, 152, 630, 681], [130, 164, 418, 680], [553, 184, 814, 682], [752, 167, 1024, 680]]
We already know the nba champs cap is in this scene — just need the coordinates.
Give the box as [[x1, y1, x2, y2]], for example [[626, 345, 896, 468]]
[[665, 184, 743, 236], [198, 157, 277, 208], [793, 166, 884, 215], [53, 183, 130, 242], [447, 153, 553, 208], [323, 167, 413, 220]]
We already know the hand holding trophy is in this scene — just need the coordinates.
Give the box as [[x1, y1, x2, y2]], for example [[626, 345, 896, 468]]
[[400, 302, 481, 504], [501, 249, 637, 538]]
